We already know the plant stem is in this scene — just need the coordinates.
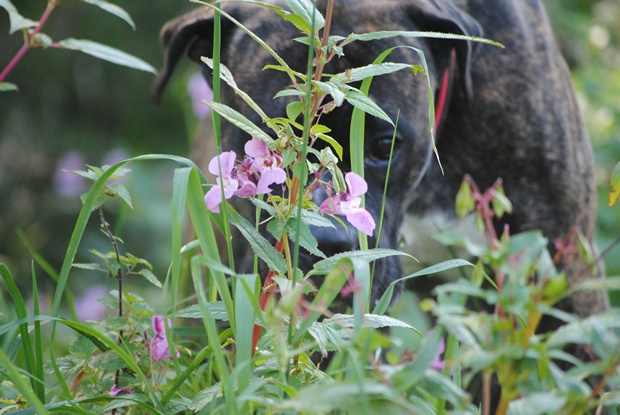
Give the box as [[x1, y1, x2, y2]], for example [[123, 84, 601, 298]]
[[0, 0, 57, 82]]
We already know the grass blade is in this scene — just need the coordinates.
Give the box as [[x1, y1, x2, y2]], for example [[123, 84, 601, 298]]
[[0, 264, 37, 393], [0, 350, 49, 415], [31, 264, 45, 402]]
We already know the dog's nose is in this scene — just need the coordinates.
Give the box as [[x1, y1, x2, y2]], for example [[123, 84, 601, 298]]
[[311, 185, 356, 256]]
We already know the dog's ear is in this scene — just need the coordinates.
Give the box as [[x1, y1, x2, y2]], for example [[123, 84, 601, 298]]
[[153, 7, 236, 103], [408, 1, 483, 97]]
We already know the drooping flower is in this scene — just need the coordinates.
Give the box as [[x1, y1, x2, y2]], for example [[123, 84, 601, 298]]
[[431, 338, 445, 371], [320, 172, 376, 236], [149, 315, 176, 362], [204, 151, 238, 213], [204, 138, 287, 213]]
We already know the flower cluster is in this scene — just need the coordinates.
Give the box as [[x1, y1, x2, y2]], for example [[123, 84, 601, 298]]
[[204, 138, 286, 213], [205, 139, 375, 236]]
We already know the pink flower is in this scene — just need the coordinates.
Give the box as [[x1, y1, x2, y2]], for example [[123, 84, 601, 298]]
[[203, 138, 287, 213], [341, 276, 362, 297], [110, 385, 132, 396], [204, 151, 238, 213], [149, 315, 176, 362], [320, 172, 376, 236], [431, 338, 445, 371], [244, 139, 286, 195]]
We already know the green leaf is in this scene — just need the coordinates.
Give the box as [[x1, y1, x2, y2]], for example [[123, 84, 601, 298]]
[[0, 81, 18, 91], [0, 264, 37, 393], [267, 218, 326, 259], [0, 0, 37, 34], [310, 249, 413, 275], [286, 100, 304, 121], [228, 208, 288, 275], [136, 268, 162, 288], [332, 62, 412, 84], [609, 161, 620, 207], [314, 81, 346, 107], [392, 329, 443, 391], [57, 38, 155, 73], [345, 89, 394, 126], [201, 57, 270, 122], [234, 274, 257, 391], [455, 179, 474, 218], [285, 0, 324, 32], [81, 0, 135, 29], [346, 30, 504, 48], [282, 382, 396, 413], [208, 102, 273, 143], [373, 259, 473, 314], [0, 350, 49, 415], [176, 303, 228, 321]]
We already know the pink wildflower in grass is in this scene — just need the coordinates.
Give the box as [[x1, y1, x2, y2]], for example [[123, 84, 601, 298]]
[[431, 338, 446, 371], [110, 385, 132, 396], [341, 276, 362, 297], [204, 138, 286, 213], [320, 172, 376, 236], [150, 315, 177, 362]]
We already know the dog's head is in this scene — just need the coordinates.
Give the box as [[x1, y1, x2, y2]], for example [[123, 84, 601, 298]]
[[155, 0, 481, 298]]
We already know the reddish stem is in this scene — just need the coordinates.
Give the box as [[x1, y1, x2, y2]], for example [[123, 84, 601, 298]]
[[0, 1, 56, 82]]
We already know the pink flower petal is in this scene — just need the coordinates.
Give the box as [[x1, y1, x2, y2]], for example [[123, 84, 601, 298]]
[[320, 195, 343, 215], [204, 178, 238, 213], [236, 179, 257, 197], [110, 385, 132, 396], [208, 151, 236, 177], [244, 138, 269, 159], [345, 172, 368, 199], [150, 335, 170, 362], [256, 167, 286, 194], [345, 208, 375, 236]]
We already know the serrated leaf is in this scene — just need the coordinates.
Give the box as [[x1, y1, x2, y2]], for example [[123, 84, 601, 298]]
[[137, 269, 162, 288], [0, 0, 37, 34], [208, 102, 273, 143], [81, 0, 135, 29], [57, 38, 155, 73], [0, 82, 18, 92], [344, 89, 394, 126], [609, 161, 620, 207], [332, 62, 412, 84]]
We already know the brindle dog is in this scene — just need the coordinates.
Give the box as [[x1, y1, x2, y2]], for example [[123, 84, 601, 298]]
[[155, 0, 608, 319]]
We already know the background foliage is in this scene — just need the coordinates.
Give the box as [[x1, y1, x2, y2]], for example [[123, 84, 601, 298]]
[[0, 0, 619, 307]]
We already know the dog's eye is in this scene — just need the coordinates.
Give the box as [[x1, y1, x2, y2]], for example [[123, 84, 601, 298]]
[[368, 136, 400, 162]]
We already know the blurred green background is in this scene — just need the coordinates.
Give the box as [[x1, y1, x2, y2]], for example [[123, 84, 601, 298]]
[[0, 1, 618, 309]]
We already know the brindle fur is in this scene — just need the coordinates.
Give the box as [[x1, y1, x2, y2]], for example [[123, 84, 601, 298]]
[[155, 0, 608, 318]]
